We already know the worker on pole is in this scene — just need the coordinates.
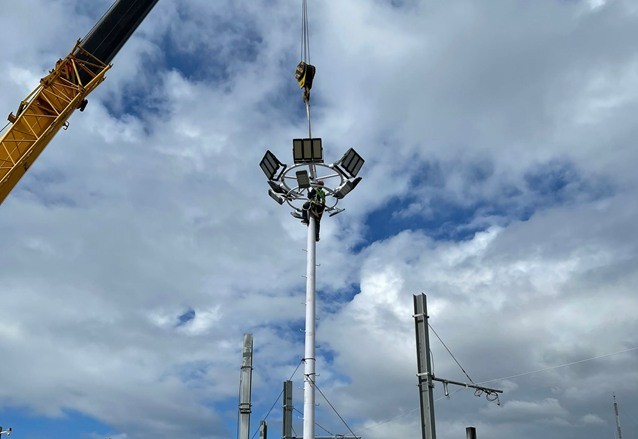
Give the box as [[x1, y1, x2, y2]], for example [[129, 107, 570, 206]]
[[301, 180, 326, 241]]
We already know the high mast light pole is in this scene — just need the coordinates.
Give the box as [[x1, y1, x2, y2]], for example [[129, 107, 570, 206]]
[[260, 141, 364, 439]]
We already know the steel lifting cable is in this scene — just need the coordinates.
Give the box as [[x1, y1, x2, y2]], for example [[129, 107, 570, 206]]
[[301, 0, 310, 63], [302, 0, 311, 138], [295, 0, 317, 157]]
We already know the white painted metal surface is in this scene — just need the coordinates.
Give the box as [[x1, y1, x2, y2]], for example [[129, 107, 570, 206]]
[[303, 217, 317, 439]]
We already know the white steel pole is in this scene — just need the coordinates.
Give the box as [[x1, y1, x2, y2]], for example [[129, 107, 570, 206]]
[[303, 216, 317, 439]]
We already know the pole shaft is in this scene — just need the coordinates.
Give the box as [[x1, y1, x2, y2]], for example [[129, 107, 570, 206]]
[[303, 217, 317, 439]]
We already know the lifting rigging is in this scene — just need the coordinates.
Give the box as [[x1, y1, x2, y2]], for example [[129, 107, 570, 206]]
[[0, 0, 159, 205], [295, 0, 316, 137]]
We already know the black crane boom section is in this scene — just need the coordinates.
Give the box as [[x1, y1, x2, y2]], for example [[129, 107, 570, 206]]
[[75, 0, 159, 71]]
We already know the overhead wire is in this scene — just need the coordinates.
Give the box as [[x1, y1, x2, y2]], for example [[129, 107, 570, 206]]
[[249, 359, 304, 439], [477, 345, 638, 385], [428, 323, 475, 384], [428, 323, 501, 405], [308, 375, 359, 438], [293, 407, 335, 436], [358, 344, 638, 433]]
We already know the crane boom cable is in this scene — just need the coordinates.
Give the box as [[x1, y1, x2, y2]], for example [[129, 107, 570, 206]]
[[80, 0, 117, 44]]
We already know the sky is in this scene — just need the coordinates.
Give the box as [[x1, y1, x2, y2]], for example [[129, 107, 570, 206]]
[[0, 0, 637, 438]]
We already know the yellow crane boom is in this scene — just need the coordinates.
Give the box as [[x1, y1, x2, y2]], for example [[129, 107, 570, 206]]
[[0, 0, 159, 205], [0, 42, 110, 204]]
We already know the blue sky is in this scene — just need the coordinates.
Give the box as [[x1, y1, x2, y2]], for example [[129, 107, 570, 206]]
[[1, 0, 638, 438]]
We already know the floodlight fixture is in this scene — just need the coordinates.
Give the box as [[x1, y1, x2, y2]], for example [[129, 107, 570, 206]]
[[268, 189, 286, 205], [260, 150, 284, 180], [293, 138, 323, 164], [333, 176, 362, 199], [296, 170, 311, 188], [268, 180, 287, 194], [337, 148, 364, 178]]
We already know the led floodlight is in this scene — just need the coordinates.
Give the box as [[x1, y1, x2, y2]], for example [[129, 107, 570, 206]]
[[296, 170, 311, 188], [268, 189, 286, 205], [333, 176, 362, 199], [260, 150, 284, 180], [268, 180, 287, 194], [293, 138, 323, 163], [337, 148, 364, 178]]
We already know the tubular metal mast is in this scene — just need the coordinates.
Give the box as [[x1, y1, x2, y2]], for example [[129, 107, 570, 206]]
[[299, 3, 317, 439]]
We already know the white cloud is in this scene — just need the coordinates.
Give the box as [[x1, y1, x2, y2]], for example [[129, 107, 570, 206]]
[[481, 397, 568, 422], [581, 413, 605, 425], [1, 1, 637, 438]]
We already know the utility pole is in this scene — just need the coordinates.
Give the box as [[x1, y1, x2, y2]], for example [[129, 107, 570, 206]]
[[413, 294, 503, 439], [414, 294, 436, 439], [238, 333, 254, 439], [283, 380, 293, 439]]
